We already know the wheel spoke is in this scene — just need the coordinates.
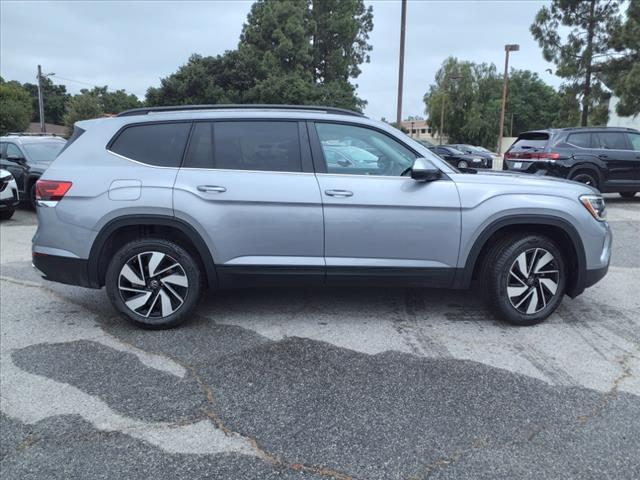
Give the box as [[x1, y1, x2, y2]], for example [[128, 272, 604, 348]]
[[121, 264, 145, 286], [507, 285, 528, 298], [534, 251, 554, 274], [161, 273, 188, 288], [148, 252, 165, 277], [119, 286, 149, 294], [515, 288, 535, 309], [125, 292, 152, 312], [145, 291, 161, 318], [137, 254, 146, 282], [539, 278, 558, 295], [515, 252, 528, 278], [151, 263, 180, 278], [525, 288, 539, 314], [159, 289, 174, 317]]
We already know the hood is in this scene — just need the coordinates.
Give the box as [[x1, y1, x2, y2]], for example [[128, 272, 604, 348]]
[[453, 169, 600, 196]]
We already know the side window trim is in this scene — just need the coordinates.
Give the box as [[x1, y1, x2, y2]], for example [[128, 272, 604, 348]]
[[307, 120, 421, 177]]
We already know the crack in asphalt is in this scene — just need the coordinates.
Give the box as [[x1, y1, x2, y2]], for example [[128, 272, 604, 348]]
[[173, 355, 355, 480]]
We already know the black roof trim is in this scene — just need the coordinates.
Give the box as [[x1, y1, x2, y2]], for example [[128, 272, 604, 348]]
[[116, 104, 365, 118]]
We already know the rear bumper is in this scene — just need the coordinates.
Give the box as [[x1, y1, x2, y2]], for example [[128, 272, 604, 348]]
[[32, 252, 97, 288]]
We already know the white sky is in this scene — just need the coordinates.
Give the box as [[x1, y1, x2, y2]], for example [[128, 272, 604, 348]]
[[0, 0, 560, 121]]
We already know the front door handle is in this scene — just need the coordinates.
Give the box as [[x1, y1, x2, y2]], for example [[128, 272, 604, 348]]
[[324, 189, 353, 198], [197, 185, 227, 193], [598, 154, 608, 159]]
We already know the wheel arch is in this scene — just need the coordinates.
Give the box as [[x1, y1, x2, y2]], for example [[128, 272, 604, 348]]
[[454, 214, 587, 298], [88, 215, 218, 289]]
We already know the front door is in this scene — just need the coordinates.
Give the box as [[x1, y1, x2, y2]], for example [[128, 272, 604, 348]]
[[310, 121, 461, 287], [2, 143, 28, 195], [593, 130, 639, 189], [626, 131, 640, 184], [173, 120, 324, 287]]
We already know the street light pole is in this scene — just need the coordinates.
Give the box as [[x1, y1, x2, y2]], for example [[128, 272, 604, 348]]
[[396, 0, 407, 128], [497, 44, 519, 154], [37, 65, 46, 133]]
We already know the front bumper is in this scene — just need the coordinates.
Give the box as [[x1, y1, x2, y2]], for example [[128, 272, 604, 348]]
[[0, 183, 19, 210], [32, 252, 95, 288]]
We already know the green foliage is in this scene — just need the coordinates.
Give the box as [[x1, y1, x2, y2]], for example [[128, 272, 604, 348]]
[[146, 0, 373, 111], [63, 91, 104, 128], [0, 77, 33, 135], [530, 0, 624, 125], [423, 57, 590, 149], [21, 78, 70, 125], [604, 0, 640, 116]]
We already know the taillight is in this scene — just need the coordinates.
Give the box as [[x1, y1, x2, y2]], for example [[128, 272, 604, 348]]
[[505, 152, 560, 161], [35, 180, 72, 202]]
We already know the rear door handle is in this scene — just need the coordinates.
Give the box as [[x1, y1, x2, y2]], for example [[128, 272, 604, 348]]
[[197, 185, 227, 193], [324, 189, 353, 197], [598, 154, 608, 159]]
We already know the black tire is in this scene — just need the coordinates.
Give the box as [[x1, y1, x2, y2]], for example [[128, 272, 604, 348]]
[[0, 209, 15, 220], [571, 171, 599, 190], [105, 238, 202, 329], [29, 182, 37, 210], [482, 234, 566, 326], [619, 192, 637, 199]]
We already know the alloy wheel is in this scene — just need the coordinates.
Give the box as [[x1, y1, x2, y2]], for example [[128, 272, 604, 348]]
[[118, 251, 189, 318], [458, 160, 468, 169], [507, 247, 560, 315]]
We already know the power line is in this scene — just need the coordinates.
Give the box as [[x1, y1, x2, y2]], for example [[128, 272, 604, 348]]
[[49, 74, 104, 89]]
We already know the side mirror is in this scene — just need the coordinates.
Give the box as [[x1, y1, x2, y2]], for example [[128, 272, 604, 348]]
[[410, 157, 441, 182]]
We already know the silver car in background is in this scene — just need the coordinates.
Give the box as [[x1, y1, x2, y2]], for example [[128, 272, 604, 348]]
[[32, 105, 611, 328]]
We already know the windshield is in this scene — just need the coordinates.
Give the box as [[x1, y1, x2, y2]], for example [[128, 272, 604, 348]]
[[22, 141, 66, 162], [444, 147, 465, 155]]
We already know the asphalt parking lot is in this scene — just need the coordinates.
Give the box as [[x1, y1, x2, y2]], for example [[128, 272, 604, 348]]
[[1, 195, 639, 480]]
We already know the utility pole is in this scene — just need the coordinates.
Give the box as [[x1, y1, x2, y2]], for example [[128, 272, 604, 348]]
[[37, 65, 46, 133], [396, 0, 407, 128], [497, 44, 519, 154]]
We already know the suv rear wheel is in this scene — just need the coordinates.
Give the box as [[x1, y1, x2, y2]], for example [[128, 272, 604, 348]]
[[571, 171, 599, 190], [105, 238, 202, 328], [483, 234, 566, 326], [619, 192, 637, 199]]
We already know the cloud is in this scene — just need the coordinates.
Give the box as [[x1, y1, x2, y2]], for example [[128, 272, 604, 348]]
[[0, 0, 558, 121]]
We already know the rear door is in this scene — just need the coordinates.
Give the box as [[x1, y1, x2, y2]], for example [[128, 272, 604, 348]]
[[625, 131, 640, 184], [592, 130, 637, 189], [173, 120, 324, 287], [310, 121, 461, 287]]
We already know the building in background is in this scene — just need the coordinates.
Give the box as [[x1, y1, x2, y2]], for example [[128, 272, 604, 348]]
[[400, 119, 444, 144], [607, 96, 640, 130]]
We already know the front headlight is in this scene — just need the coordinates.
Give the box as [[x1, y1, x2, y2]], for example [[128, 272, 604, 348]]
[[580, 194, 606, 221]]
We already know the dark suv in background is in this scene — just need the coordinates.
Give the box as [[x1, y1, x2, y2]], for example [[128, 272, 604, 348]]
[[0, 134, 67, 207], [503, 127, 640, 198]]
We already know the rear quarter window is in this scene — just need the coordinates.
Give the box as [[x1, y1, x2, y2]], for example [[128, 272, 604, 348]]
[[510, 132, 549, 151], [109, 122, 191, 167]]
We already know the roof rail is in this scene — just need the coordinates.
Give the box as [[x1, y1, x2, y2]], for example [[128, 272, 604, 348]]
[[6, 132, 64, 137], [116, 104, 365, 118]]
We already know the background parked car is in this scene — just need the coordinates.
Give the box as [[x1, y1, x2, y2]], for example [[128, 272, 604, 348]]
[[503, 127, 640, 198], [0, 134, 67, 208], [0, 169, 19, 220], [427, 145, 491, 169], [448, 144, 494, 168]]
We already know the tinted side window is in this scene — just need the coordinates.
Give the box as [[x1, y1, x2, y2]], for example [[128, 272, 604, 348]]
[[567, 132, 592, 148], [627, 132, 640, 151], [110, 122, 191, 167], [594, 131, 629, 150], [184, 121, 301, 172]]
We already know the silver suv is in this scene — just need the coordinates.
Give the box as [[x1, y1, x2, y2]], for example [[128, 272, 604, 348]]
[[32, 105, 611, 328]]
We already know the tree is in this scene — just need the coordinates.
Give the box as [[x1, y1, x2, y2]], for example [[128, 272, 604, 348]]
[[0, 77, 33, 135], [22, 78, 70, 125], [146, 0, 373, 111], [63, 91, 103, 128], [604, 0, 640, 116], [83, 86, 142, 114], [530, 0, 624, 126]]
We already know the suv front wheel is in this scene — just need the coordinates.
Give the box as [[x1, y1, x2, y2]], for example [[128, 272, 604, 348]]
[[483, 234, 566, 326], [105, 238, 202, 328]]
